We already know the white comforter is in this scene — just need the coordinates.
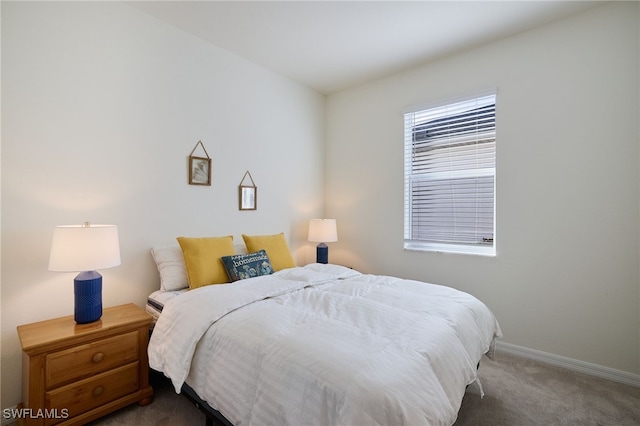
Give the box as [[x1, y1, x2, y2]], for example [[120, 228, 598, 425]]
[[148, 264, 501, 426]]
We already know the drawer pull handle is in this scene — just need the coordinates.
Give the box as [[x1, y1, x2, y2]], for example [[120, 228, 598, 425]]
[[92, 352, 104, 363], [92, 386, 104, 398]]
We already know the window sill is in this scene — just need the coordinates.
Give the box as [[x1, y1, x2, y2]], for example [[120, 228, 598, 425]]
[[403, 241, 495, 257]]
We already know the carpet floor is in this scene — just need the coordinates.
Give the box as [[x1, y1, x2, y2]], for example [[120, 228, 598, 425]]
[[89, 351, 639, 426]]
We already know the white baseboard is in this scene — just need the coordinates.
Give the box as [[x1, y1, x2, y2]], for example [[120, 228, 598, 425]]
[[495, 341, 640, 388]]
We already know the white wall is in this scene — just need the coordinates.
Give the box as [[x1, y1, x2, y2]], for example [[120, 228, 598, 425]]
[[326, 2, 639, 376], [1, 2, 324, 408]]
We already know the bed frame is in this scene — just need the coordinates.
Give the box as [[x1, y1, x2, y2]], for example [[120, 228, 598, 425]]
[[181, 382, 233, 426]]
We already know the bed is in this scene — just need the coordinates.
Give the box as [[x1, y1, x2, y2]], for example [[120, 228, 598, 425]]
[[147, 235, 502, 426]]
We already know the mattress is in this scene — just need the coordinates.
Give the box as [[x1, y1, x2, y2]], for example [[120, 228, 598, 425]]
[[145, 288, 187, 329]]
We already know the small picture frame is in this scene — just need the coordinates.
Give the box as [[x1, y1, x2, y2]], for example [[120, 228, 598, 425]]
[[238, 170, 257, 210], [239, 185, 257, 210], [189, 156, 211, 186]]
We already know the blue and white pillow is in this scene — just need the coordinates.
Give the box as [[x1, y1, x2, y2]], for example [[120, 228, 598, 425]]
[[221, 250, 274, 282]]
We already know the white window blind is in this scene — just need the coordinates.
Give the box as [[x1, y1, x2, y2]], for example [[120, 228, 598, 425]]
[[404, 91, 496, 256]]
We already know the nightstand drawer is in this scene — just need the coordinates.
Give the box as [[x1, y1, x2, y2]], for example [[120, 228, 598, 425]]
[[46, 331, 139, 388], [45, 362, 139, 425]]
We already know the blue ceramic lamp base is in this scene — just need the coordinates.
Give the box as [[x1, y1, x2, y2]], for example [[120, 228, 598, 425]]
[[74, 271, 103, 324], [316, 243, 328, 264]]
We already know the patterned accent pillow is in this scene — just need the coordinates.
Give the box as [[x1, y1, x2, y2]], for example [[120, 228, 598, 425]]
[[221, 250, 274, 282]]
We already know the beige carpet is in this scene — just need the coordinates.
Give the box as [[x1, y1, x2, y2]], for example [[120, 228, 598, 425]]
[[89, 351, 639, 426], [455, 352, 639, 426]]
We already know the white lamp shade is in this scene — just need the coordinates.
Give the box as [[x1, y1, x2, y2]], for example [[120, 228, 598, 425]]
[[308, 219, 338, 243], [48, 224, 121, 272]]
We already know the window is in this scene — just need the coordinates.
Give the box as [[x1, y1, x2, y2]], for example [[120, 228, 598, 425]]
[[403, 91, 496, 256]]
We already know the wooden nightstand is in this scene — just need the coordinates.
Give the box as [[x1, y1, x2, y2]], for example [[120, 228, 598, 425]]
[[17, 304, 154, 425]]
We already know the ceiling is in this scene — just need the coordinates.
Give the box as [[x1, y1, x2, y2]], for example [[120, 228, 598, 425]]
[[130, 1, 603, 94]]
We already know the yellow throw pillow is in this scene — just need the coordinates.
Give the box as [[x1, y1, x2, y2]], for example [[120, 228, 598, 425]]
[[177, 236, 235, 289], [242, 233, 295, 271]]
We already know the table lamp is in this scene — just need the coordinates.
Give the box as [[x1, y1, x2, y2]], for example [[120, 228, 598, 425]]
[[48, 222, 121, 324], [308, 219, 338, 264]]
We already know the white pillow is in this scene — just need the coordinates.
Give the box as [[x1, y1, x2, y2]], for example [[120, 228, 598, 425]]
[[151, 245, 189, 291], [234, 242, 248, 255], [151, 242, 248, 291]]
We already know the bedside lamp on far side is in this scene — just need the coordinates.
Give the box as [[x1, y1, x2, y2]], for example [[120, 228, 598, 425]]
[[48, 222, 121, 324], [308, 219, 338, 264]]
